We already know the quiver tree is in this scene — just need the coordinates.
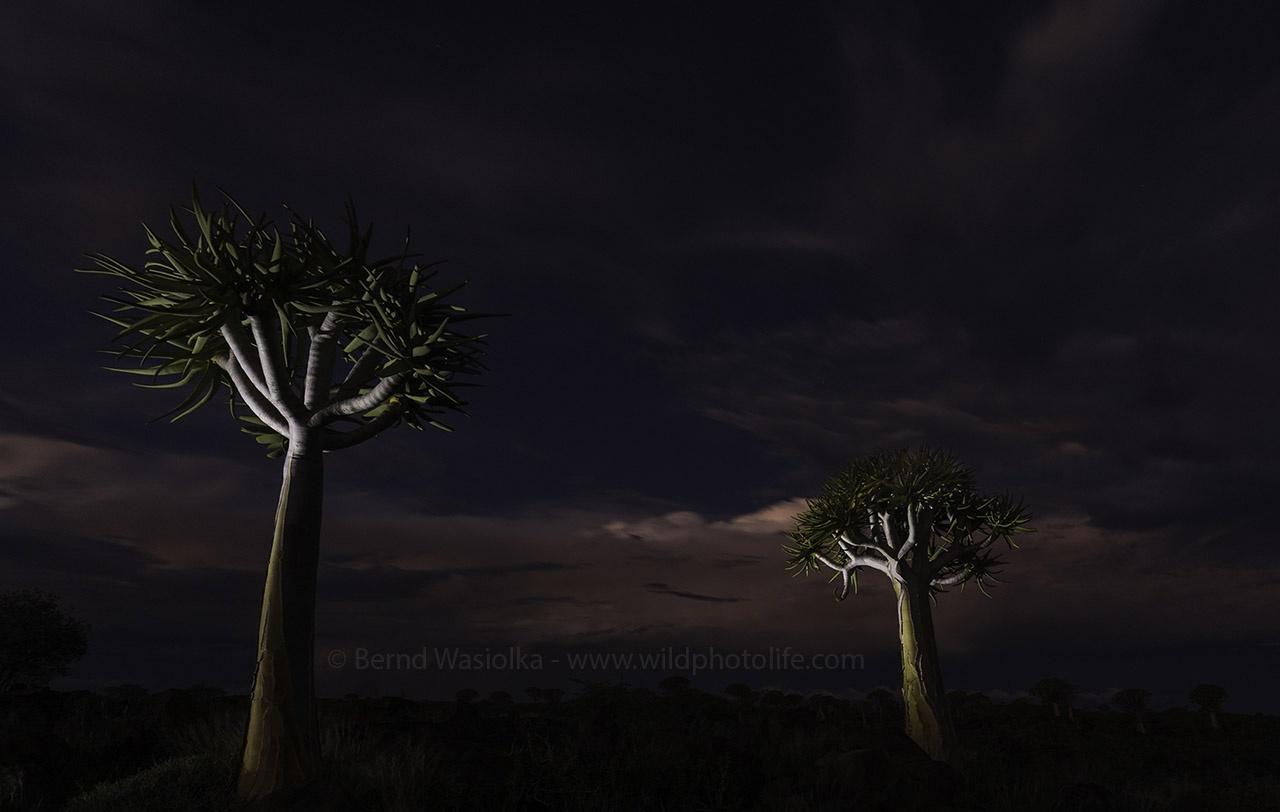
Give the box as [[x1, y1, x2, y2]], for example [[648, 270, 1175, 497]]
[[1111, 687, 1151, 734], [864, 687, 901, 726], [78, 187, 494, 801], [724, 683, 756, 704], [786, 448, 1031, 761], [1030, 677, 1079, 721], [1189, 684, 1227, 731]]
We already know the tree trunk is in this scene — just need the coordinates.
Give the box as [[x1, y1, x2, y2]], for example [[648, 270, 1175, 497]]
[[237, 448, 324, 801], [892, 575, 956, 762], [1209, 710, 1219, 730]]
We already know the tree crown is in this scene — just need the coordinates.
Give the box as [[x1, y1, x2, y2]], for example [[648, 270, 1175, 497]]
[[1188, 684, 1227, 711], [785, 447, 1031, 598], [1030, 677, 1078, 703], [78, 186, 496, 455], [1111, 687, 1152, 713]]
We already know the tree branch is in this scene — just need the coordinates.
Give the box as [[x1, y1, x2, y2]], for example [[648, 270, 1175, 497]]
[[338, 346, 380, 398], [219, 320, 269, 399], [898, 503, 919, 561], [933, 570, 968, 587], [320, 406, 403, 451], [248, 312, 304, 419], [928, 541, 974, 578], [879, 512, 898, 551], [815, 554, 854, 599], [928, 527, 1001, 577], [838, 533, 893, 565], [897, 503, 933, 562], [304, 312, 340, 410], [929, 545, 962, 573], [816, 549, 891, 599], [215, 355, 290, 436], [307, 372, 407, 428], [822, 547, 892, 577]]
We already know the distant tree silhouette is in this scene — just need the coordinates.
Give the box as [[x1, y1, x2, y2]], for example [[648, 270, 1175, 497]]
[[1189, 684, 1227, 731], [865, 688, 900, 726], [1030, 677, 1079, 721], [488, 691, 513, 706], [806, 693, 842, 722], [524, 686, 565, 705], [947, 690, 993, 723], [0, 590, 88, 692], [787, 448, 1032, 761], [1111, 688, 1152, 734], [724, 683, 755, 725], [102, 683, 150, 710], [78, 188, 496, 801], [660, 675, 691, 696], [455, 688, 479, 704], [760, 689, 787, 708], [724, 683, 755, 703]]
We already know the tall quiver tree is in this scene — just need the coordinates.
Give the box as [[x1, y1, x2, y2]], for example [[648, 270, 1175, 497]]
[[1189, 684, 1227, 731], [785, 448, 1031, 762], [78, 188, 494, 801], [1031, 677, 1079, 721], [1112, 687, 1151, 734]]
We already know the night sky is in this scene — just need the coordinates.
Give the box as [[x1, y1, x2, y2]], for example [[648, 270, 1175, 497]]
[[2, 2, 1278, 711]]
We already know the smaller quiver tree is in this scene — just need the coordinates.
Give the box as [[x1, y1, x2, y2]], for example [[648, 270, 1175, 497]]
[[785, 448, 1031, 761]]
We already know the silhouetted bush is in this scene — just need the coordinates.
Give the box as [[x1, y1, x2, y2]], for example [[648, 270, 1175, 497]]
[[0, 590, 89, 692]]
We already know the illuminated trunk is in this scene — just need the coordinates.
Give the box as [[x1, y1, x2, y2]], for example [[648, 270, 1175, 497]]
[[892, 574, 956, 762], [237, 448, 324, 800]]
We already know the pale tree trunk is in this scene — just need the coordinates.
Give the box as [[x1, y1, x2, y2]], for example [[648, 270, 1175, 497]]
[[1209, 710, 1219, 730], [893, 575, 956, 762], [238, 445, 324, 801]]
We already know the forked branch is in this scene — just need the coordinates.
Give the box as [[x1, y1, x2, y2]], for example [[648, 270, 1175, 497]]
[[215, 355, 289, 436], [307, 373, 407, 428], [220, 321, 269, 400], [320, 405, 404, 450], [816, 550, 892, 600], [304, 313, 340, 409]]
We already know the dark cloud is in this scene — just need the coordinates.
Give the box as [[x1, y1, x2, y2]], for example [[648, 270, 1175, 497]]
[[0, 396, 112, 448], [322, 561, 576, 602], [0, 528, 160, 579], [644, 582, 745, 603]]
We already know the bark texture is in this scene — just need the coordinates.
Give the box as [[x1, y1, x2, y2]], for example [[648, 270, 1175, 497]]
[[238, 449, 324, 800], [893, 575, 956, 762]]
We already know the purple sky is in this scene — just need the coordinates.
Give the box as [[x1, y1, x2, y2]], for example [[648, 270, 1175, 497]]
[[1, 1, 1278, 710]]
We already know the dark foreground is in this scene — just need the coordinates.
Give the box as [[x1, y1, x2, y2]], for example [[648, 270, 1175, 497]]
[[2, 685, 1277, 811]]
